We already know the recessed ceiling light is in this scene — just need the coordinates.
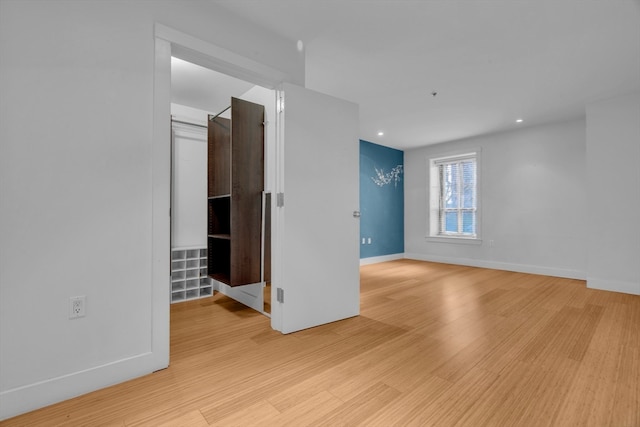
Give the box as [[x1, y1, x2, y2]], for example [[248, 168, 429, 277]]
[[516, 119, 524, 123], [377, 131, 384, 136]]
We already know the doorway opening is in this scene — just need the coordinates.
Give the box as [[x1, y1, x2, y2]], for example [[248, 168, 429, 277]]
[[154, 27, 359, 369], [170, 56, 275, 317]]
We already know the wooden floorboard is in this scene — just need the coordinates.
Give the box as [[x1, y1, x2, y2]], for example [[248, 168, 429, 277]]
[[3, 260, 639, 426]]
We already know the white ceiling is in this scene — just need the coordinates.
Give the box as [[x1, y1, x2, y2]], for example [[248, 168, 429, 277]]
[[171, 57, 255, 116], [172, 0, 640, 150]]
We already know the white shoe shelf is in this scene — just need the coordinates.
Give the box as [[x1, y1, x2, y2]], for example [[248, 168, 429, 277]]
[[171, 247, 213, 303]]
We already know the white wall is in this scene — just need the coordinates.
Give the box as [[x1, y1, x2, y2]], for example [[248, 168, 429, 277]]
[[0, 0, 303, 419], [171, 120, 207, 249], [170, 103, 211, 250], [405, 118, 587, 279], [586, 91, 640, 295]]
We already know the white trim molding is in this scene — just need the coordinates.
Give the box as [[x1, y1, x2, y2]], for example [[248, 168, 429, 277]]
[[360, 253, 405, 266], [587, 277, 640, 295], [0, 353, 155, 420], [404, 252, 586, 280], [427, 148, 482, 242], [155, 23, 291, 89], [151, 35, 172, 371]]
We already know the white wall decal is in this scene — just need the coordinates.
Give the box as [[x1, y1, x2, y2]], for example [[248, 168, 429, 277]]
[[372, 165, 403, 187]]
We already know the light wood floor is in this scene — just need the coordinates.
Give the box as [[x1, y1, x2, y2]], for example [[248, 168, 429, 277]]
[[3, 260, 639, 426]]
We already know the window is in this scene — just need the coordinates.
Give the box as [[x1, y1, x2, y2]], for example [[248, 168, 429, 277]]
[[429, 151, 480, 240]]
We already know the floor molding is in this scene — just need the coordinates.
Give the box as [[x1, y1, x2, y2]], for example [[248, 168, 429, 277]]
[[403, 252, 586, 280], [587, 277, 640, 295], [360, 253, 405, 266], [0, 352, 154, 420]]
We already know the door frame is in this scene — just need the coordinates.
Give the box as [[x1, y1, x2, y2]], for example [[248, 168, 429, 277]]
[[152, 24, 291, 368]]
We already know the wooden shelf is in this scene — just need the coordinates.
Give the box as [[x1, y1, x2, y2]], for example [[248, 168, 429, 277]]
[[208, 197, 230, 236], [207, 97, 265, 287], [208, 234, 231, 240], [210, 272, 231, 285]]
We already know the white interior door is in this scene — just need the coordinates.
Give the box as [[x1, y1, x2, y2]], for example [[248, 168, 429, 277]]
[[273, 83, 360, 334]]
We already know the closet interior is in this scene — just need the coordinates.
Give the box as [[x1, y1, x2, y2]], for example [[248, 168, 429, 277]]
[[170, 57, 273, 314]]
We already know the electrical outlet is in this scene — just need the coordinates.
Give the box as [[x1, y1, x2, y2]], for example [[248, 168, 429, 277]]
[[367, 237, 372, 244], [69, 296, 86, 319]]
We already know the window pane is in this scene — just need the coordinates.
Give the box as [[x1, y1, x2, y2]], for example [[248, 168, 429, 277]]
[[443, 164, 458, 208], [462, 211, 475, 234], [445, 212, 458, 232], [462, 161, 476, 209], [431, 153, 478, 239]]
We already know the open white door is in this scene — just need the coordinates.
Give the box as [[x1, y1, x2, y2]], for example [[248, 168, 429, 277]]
[[272, 83, 360, 334]]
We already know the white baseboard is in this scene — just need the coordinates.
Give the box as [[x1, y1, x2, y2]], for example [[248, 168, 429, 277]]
[[0, 352, 160, 421], [360, 253, 405, 266], [403, 253, 586, 280], [587, 277, 640, 295]]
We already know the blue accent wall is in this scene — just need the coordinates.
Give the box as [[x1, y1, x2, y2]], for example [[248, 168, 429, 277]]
[[360, 140, 404, 259]]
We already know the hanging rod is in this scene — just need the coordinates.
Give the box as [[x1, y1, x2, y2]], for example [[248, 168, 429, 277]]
[[209, 105, 231, 121], [171, 118, 207, 129]]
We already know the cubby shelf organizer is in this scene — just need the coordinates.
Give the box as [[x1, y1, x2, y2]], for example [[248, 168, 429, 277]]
[[171, 247, 213, 303]]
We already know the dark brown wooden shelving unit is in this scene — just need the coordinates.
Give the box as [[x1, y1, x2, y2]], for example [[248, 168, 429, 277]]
[[207, 97, 265, 287]]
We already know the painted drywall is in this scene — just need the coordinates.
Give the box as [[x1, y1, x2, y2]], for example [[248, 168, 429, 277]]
[[0, 0, 303, 419], [405, 118, 587, 278], [360, 140, 404, 259], [171, 120, 207, 249], [586, 91, 640, 295]]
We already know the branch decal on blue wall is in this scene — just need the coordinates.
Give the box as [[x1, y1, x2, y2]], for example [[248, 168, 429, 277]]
[[371, 165, 404, 187], [360, 140, 404, 259]]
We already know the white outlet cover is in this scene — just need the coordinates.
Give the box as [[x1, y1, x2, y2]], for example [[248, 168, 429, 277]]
[[69, 296, 86, 319]]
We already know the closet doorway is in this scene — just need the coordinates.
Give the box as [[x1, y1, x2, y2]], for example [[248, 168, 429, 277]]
[[154, 28, 360, 352], [170, 56, 275, 316]]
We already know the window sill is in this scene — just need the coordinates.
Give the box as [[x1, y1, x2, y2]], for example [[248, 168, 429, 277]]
[[425, 236, 482, 245]]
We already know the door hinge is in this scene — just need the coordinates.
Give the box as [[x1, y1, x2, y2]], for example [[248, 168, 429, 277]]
[[276, 192, 285, 207], [276, 287, 284, 303], [277, 95, 285, 114]]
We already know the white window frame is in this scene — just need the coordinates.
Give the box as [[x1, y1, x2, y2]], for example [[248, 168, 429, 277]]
[[427, 149, 482, 244]]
